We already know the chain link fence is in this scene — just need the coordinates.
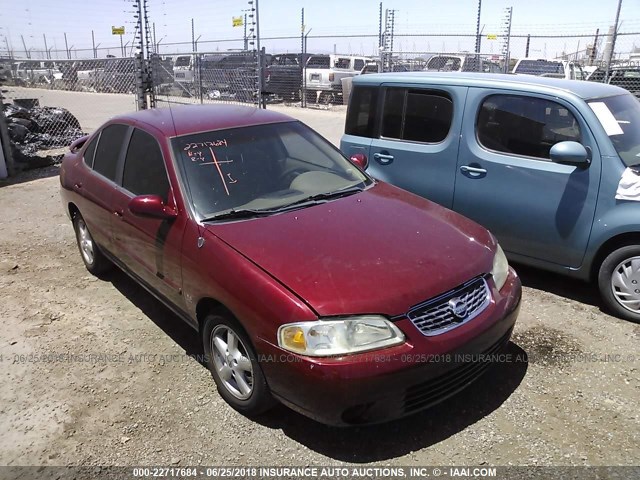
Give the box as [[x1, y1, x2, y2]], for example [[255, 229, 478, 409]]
[[152, 50, 262, 107], [1, 1, 640, 176]]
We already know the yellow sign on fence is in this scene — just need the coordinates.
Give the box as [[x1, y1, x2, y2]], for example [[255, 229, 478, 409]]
[[112, 26, 125, 35], [232, 16, 243, 27], [486, 34, 497, 40]]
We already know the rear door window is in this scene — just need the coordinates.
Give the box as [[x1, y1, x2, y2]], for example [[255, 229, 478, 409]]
[[476, 94, 582, 160], [122, 128, 170, 202], [381, 88, 453, 143], [345, 86, 379, 138], [93, 124, 129, 182]]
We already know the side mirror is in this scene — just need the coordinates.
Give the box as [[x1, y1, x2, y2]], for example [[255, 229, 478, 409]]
[[349, 153, 368, 170], [549, 141, 590, 167], [128, 195, 177, 220], [69, 134, 90, 153]]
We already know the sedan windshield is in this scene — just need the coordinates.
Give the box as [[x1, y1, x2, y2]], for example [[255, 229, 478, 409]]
[[172, 121, 371, 219], [588, 94, 640, 167]]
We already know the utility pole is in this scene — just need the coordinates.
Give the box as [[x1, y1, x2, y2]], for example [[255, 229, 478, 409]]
[[254, 0, 262, 108], [20, 35, 30, 59], [244, 13, 248, 51], [589, 28, 599, 66], [525, 34, 530, 58], [191, 18, 195, 52], [64, 32, 70, 59], [43, 34, 49, 59], [153, 22, 157, 54], [474, 0, 482, 55], [382, 9, 396, 72], [500, 7, 513, 73], [378, 2, 383, 50], [91, 30, 96, 58], [605, 0, 623, 81]]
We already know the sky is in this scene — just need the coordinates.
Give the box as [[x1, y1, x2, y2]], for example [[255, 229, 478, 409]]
[[1, 0, 639, 59]]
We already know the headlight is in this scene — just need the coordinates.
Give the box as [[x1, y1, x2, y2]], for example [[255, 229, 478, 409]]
[[491, 244, 509, 291], [278, 316, 405, 357]]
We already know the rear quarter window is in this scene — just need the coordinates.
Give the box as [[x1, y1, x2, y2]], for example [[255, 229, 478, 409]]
[[345, 86, 379, 138]]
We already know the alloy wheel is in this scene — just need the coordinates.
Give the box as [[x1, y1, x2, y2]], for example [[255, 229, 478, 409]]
[[210, 325, 254, 400]]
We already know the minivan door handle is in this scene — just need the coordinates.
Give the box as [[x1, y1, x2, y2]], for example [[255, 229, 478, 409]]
[[373, 152, 394, 165], [460, 165, 487, 177]]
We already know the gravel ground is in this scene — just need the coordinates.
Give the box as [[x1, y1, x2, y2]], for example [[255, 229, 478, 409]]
[[0, 90, 638, 469]]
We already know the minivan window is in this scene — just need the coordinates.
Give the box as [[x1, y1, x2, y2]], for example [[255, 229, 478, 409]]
[[93, 124, 129, 181], [345, 86, 379, 138], [123, 128, 171, 202], [477, 95, 582, 160], [382, 88, 453, 143], [589, 94, 640, 167], [354, 59, 365, 71]]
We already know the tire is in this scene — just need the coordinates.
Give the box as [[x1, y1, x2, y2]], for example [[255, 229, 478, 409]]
[[202, 312, 276, 415], [72, 213, 112, 276], [598, 245, 640, 323]]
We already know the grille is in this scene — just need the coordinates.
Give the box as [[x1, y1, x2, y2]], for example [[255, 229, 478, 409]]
[[404, 328, 512, 414], [408, 276, 490, 336]]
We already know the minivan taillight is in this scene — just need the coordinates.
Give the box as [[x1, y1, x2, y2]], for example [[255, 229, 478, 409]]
[[349, 153, 368, 170]]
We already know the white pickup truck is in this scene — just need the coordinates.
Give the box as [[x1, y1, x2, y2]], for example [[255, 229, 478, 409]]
[[305, 54, 369, 104]]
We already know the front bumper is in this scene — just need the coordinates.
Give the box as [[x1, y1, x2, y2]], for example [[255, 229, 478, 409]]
[[256, 269, 522, 426]]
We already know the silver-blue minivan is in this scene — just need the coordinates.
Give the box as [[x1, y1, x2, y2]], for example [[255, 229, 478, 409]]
[[340, 72, 640, 322]]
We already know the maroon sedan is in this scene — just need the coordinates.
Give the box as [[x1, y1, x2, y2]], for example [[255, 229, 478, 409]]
[[60, 104, 521, 426]]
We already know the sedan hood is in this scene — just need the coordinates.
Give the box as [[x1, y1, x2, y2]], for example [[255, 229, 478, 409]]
[[206, 183, 496, 317]]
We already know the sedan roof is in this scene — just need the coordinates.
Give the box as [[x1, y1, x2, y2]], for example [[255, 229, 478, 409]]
[[110, 104, 293, 137]]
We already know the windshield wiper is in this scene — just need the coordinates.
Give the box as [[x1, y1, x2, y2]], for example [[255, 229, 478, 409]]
[[202, 208, 279, 222], [274, 185, 365, 211], [202, 185, 365, 221]]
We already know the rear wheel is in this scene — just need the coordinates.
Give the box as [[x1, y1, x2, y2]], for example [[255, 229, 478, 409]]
[[202, 312, 276, 415], [598, 245, 640, 323], [72, 213, 112, 276]]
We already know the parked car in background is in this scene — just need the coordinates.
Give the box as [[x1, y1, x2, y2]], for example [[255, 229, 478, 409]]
[[305, 54, 369, 104], [341, 72, 640, 322], [60, 104, 521, 425], [263, 53, 313, 101], [13, 60, 63, 85], [200, 52, 265, 102], [173, 55, 195, 84], [588, 66, 640, 99], [513, 58, 585, 80], [425, 54, 502, 73], [94, 57, 136, 93], [360, 61, 411, 74]]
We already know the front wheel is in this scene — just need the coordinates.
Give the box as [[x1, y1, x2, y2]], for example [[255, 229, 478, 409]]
[[598, 245, 640, 323], [202, 312, 276, 415]]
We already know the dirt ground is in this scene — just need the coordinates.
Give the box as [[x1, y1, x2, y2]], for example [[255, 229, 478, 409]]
[[0, 93, 638, 468]]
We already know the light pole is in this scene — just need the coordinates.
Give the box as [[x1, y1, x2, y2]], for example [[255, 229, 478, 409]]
[[605, 0, 623, 81]]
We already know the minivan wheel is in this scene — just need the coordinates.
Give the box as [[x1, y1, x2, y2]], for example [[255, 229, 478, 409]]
[[72, 213, 112, 276], [202, 312, 276, 415], [598, 245, 640, 323]]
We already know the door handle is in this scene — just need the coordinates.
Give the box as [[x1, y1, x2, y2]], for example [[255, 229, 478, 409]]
[[373, 152, 394, 165], [460, 165, 487, 177]]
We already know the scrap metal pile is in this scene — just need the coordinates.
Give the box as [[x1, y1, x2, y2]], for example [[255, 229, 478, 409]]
[[3, 100, 84, 170]]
